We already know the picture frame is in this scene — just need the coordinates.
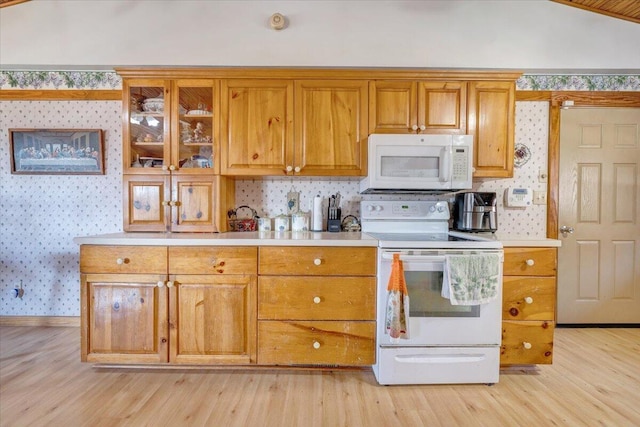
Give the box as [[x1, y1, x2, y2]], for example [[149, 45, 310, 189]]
[[9, 129, 105, 175]]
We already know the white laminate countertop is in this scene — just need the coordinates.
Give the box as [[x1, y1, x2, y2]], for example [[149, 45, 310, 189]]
[[487, 233, 562, 248], [73, 231, 379, 247], [73, 231, 561, 248]]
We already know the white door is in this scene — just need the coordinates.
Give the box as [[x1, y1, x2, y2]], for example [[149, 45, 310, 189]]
[[558, 108, 640, 323]]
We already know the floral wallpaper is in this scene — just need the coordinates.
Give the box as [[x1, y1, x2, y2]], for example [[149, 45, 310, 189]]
[[1, 70, 639, 91], [516, 75, 640, 91], [0, 71, 121, 90]]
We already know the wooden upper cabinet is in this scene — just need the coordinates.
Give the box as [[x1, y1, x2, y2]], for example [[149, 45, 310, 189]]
[[467, 81, 515, 178], [220, 79, 294, 175], [369, 80, 466, 134], [295, 80, 368, 176]]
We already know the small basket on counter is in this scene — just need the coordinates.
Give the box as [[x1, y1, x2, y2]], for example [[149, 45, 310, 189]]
[[227, 205, 258, 232]]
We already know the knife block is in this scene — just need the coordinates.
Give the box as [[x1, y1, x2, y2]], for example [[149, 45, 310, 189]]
[[327, 208, 342, 232]]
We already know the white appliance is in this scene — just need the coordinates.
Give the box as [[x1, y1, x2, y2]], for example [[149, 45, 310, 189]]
[[361, 200, 503, 385], [359, 134, 473, 194]]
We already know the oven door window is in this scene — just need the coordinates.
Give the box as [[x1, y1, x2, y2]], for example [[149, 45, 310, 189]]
[[404, 270, 480, 318]]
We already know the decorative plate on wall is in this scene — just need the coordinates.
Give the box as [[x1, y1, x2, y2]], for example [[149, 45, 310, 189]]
[[514, 143, 532, 168]]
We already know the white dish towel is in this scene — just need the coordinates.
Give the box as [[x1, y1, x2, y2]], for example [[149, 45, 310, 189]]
[[442, 254, 500, 305]]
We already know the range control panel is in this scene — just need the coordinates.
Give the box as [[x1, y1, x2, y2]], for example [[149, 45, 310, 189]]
[[361, 200, 450, 221]]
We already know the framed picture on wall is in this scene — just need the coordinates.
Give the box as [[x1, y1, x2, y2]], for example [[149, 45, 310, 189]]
[[9, 129, 105, 175]]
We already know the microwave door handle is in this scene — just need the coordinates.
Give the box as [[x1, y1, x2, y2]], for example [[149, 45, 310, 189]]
[[439, 147, 451, 182]]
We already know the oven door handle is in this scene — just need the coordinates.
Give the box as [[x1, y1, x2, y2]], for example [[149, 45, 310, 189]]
[[381, 253, 446, 262]]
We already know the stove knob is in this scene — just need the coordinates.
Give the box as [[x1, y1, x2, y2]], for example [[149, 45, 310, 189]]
[[366, 205, 375, 212], [375, 205, 382, 211], [429, 206, 436, 213], [437, 205, 445, 212]]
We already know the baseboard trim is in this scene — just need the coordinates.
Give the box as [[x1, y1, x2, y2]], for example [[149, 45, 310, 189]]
[[0, 316, 80, 327]]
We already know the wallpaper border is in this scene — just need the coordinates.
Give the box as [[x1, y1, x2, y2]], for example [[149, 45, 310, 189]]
[[1, 70, 639, 91]]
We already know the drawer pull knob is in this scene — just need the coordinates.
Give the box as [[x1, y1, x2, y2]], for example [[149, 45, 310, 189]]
[[313, 341, 321, 349], [116, 258, 129, 265], [524, 296, 534, 304], [523, 342, 532, 350], [313, 296, 321, 304], [166, 281, 174, 288], [313, 258, 322, 266], [157, 281, 164, 288], [526, 259, 535, 266]]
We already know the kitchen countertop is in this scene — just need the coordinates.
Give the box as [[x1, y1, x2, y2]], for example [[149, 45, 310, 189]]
[[73, 231, 379, 247], [74, 231, 561, 248], [485, 233, 562, 247]]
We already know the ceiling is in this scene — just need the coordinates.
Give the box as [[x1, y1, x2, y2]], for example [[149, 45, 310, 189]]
[[1, 0, 638, 24], [551, 0, 640, 23]]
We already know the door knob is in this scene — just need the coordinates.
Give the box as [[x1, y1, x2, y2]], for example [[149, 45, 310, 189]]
[[560, 225, 575, 237]]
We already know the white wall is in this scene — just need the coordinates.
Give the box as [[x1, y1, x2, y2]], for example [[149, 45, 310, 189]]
[[2, 0, 640, 71]]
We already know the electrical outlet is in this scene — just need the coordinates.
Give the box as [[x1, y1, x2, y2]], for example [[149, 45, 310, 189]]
[[533, 190, 547, 205]]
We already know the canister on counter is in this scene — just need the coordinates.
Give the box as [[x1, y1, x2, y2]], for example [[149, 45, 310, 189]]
[[291, 211, 309, 232], [274, 214, 290, 232], [257, 217, 272, 231]]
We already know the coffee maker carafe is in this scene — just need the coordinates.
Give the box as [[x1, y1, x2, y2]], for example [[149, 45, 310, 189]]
[[454, 192, 498, 232]]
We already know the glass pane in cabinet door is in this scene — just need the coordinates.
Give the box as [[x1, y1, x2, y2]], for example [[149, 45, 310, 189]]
[[177, 86, 214, 170], [129, 86, 166, 169]]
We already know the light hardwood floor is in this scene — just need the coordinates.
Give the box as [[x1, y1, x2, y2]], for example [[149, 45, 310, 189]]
[[1, 326, 639, 427]]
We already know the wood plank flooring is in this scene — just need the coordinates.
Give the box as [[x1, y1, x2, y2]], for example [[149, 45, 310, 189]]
[[1, 326, 639, 426]]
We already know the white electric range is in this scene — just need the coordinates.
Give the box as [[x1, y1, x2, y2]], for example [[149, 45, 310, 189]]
[[361, 200, 503, 385]]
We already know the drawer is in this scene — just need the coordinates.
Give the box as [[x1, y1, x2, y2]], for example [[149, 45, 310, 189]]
[[500, 320, 554, 365], [258, 276, 375, 320], [503, 248, 557, 276], [169, 246, 257, 275], [259, 246, 376, 276], [80, 245, 167, 274], [258, 320, 375, 366], [503, 276, 556, 321]]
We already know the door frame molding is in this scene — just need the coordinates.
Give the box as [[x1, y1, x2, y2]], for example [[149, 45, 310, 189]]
[[516, 91, 640, 238]]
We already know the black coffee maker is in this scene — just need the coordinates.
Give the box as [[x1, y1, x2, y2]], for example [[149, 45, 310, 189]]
[[453, 192, 498, 232]]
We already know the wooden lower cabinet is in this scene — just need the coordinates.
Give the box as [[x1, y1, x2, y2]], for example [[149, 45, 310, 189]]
[[501, 321, 554, 365], [81, 273, 169, 364], [257, 246, 377, 366], [258, 321, 375, 365], [501, 247, 558, 365], [80, 245, 258, 365], [170, 274, 256, 364], [80, 244, 377, 368]]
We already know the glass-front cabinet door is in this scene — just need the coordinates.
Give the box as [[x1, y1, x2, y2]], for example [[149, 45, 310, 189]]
[[173, 79, 219, 174], [124, 79, 170, 173]]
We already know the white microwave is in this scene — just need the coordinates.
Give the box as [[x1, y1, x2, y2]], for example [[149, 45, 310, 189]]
[[359, 134, 474, 194]]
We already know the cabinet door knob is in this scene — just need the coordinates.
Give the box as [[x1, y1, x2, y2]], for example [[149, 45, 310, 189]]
[[313, 341, 321, 349], [286, 165, 293, 172], [313, 258, 322, 266], [526, 259, 535, 266], [313, 296, 321, 304], [169, 165, 176, 171], [157, 281, 164, 288], [166, 281, 174, 288], [524, 296, 534, 304], [294, 166, 301, 173], [419, 125, 426, 131], [162, 201, 170, 206], [162, 165, 169, 171], [523, 342, 532, 350]]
